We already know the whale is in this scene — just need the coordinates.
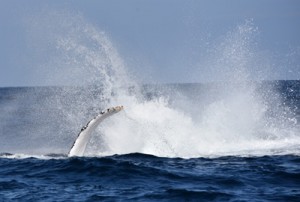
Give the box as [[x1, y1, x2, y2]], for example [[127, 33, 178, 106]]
[[68, 106, 124, 157]]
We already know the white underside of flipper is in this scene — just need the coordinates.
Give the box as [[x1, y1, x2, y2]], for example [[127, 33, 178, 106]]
[[68, 106, 123, 157]]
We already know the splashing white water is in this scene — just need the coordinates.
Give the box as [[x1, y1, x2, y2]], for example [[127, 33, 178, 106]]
[[88, 20, 300, 158], [26, 13, 300, 158]]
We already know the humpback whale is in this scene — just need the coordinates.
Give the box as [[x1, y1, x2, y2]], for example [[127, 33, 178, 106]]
[[68, 106, 124, 157]]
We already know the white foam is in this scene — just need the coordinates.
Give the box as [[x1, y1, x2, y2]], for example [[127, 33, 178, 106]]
[[24, 13, 300, 158], [85, 20, 300, 158]]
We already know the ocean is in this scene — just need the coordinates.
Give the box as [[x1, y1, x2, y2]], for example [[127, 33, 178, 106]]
[[1, 15, 300, 201], [0, 81, 300, 201]]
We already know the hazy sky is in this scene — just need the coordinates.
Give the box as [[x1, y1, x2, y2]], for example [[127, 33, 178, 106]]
[[0, 0, 300, 86]]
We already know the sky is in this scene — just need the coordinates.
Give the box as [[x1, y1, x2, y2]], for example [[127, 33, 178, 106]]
[[0, 0, 300, 87]]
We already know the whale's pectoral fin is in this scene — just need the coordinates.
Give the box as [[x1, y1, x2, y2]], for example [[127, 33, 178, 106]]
[[68, 106, 123, 157]]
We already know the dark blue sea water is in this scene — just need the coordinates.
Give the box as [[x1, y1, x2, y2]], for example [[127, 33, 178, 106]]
[[0, 81, 300, 201], [0, 154, 299, 201]]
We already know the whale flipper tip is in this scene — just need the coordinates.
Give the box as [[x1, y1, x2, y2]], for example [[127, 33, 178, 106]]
[[68, 105, 124, 157]]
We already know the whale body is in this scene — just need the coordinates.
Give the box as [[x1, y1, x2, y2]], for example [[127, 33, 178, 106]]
[[68, 106, 123, 157]]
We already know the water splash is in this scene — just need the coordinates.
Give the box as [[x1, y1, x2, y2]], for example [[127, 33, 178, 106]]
[[88, 20, 300, 158], [24, 13, 300, 158], [25, 11, 140, 149]]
